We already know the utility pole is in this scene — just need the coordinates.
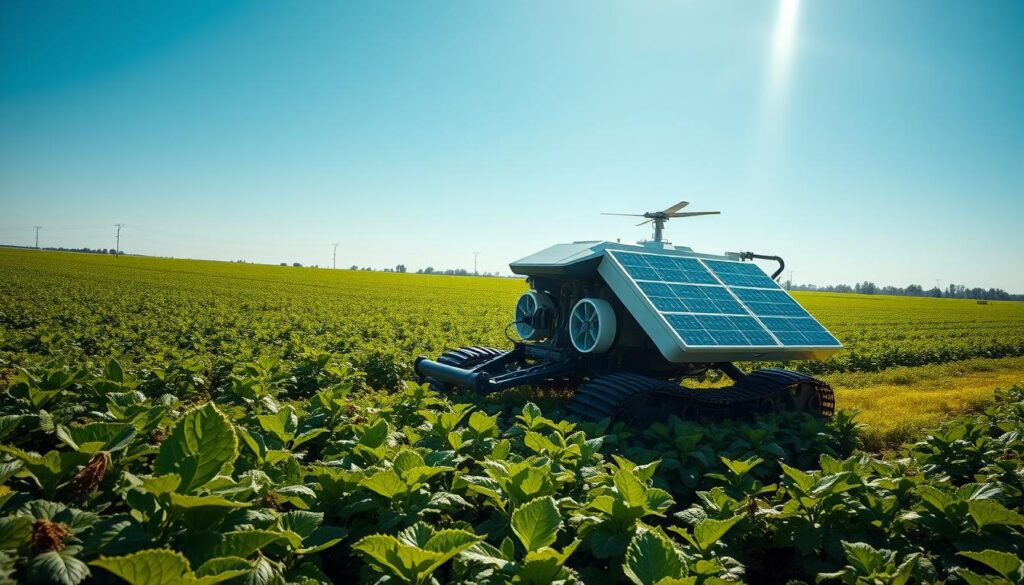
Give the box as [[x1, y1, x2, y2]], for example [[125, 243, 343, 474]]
[[114, 223, 125, 258], [787, 270, 793, 290], [33, 226, 41, 249], [333, 243, 338, 269], [473, 251, 480, 275]]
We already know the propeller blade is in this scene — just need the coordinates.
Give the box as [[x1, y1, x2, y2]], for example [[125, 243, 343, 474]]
[[636, 219, 653, 226], [601, 213, 647, 217], [663, 200, 690, 214], [668, 211, 720, 218]]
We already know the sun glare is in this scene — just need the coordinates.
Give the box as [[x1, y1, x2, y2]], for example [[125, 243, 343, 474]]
[[769, 0, 801, 99]]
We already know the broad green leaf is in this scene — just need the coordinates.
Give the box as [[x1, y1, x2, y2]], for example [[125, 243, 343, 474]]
[[105, 359, 125, 383], [167, 492, 250, 510], [0, 445, 90, 498], [353, 534, 443, 584], [423, 529, 484, 554], [467, 411, 498, 435], [968, 500, 1024, 528], [693, 515, 743, 552], [214, 530, 289, 560], [393, 450, 426, 478], [194, 557, 253, 579], [842, 541, 884, 574], [139, 473, 182, 495], [959, 550, 1024, 581], [354, 529, 481, 584], [361, 470, 408, 499], [295, 526, 349, 554], [154, 403, 238, 493], [0, 414, 26, 442], [511, 496, 561, 552], [405, 465, 452, 487], [30, 549, 91, 585], [278, 510, 323, 539], [720, 456, 762, 477], [623, 528, 684, 585], [955, 568, 1003, 585], [590, 528, 630, 559], [0, 515, 32, 550], [359, 419, 390, 449], [460, 541, 513, 568], [646, 488, 674, 514], [398, 522, 435, 548], [91, 549, 190, 585], [58, 422, 136, 453], [524, 432, 548, 454], [614, 470, 648, 509], [290, 428, 326, 448], [448, 430, 465, 450], [780, 463, 814, 493], [516, 541, 580, 585], [256, 414, 287, 442], [520, 402, 543, 427]]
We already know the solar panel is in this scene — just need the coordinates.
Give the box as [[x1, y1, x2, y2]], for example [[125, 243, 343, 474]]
[[604, 249, 841, 352], [702, 259, 779, 288]]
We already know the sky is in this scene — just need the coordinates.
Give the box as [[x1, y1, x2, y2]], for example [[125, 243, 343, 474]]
[[1, 1, 1022, 290]]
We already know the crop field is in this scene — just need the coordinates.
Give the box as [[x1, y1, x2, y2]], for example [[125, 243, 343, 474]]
[[1, 248, 1023, 584]]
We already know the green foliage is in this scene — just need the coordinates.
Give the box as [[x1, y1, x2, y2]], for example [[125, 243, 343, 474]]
[[1, 251, 1024, 584]]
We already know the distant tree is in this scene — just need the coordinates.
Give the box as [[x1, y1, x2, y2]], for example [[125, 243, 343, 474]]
[[395, 264, 407, 273], [292, 262, 302, 267], [279, 262, 287, 266], [349, 265, 359, 270], [423, 266, 435, 274]]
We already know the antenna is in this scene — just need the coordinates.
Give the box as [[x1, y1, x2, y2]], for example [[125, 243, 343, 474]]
[[602, 200, 720, 242], [114, 223, 125, 258], [333, 243, 338, 269], [33, 226, 41, 249]]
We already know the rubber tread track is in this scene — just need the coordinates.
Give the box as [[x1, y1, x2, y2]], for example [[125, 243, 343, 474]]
[[567, 369, 834, 422]]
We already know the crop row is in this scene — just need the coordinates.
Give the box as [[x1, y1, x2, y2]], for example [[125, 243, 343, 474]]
[[2, 251, 1024, 385], [1, 353, 1023, 584]]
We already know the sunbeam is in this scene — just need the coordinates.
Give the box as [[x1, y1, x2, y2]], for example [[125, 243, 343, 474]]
[[768, 0, 801, 100]]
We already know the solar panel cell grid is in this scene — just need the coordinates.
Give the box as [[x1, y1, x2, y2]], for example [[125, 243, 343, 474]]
[[665, 314, 778, 346], [616, 252, 718, 285], [731, 288, 807, 317], [637, 282, 746, 315], [703, 260, 779, 288], [759, 317, 841, 346], [606, 249, 841, 348]]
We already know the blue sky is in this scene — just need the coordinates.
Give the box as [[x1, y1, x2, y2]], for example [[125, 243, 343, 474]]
[[1, 1, 1022, 290]]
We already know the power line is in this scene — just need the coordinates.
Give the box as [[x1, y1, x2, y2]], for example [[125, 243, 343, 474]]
[[33, 226, 41, 249], [114, 223, 125, 258]]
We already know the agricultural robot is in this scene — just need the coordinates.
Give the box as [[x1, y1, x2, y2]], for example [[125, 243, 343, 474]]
[[414, 201, 842, 423]]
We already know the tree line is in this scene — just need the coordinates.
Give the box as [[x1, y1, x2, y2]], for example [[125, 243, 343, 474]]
[[788, 280, 1023, 301]]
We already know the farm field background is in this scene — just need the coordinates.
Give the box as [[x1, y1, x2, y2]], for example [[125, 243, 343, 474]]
[[2, 247, 1024, 585], [3, 247, 1023, 442]]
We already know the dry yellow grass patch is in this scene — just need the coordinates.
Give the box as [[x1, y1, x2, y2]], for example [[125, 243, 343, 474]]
[[825, 357, 1024, 449]]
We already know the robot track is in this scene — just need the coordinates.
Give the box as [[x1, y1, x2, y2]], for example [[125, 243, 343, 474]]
[[566, 369, 834, 424]]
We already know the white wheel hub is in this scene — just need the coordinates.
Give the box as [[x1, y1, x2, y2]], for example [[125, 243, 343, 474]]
[[569, 298, 616, 353], [514, 290, 554, 340]]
